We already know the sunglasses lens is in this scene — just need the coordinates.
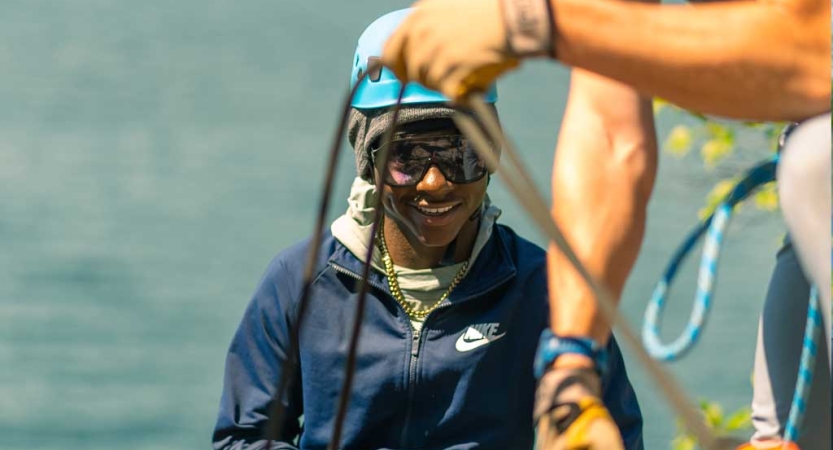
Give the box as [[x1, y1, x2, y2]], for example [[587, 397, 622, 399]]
[[379, 136, 488, 186], [380, 144, 424, 185], [436, 146, 487, 183]]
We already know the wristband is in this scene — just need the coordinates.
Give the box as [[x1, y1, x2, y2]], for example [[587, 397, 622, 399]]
[[533, 329, 608, 379], [499, 0, 556, 58]]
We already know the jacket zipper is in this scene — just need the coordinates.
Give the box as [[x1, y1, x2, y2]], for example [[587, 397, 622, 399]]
[[400, 323, 420, 448], [399, 272, 515, 447], [328, 262, 514, 448]]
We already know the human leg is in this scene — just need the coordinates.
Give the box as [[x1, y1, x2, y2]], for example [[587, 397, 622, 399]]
[[746, 241, 831, 449], [777, 113, 832, 366]]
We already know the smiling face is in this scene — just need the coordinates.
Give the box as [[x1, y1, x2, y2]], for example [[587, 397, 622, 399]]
[[382, 162, 488, 249], [375, 122, 488, 248]]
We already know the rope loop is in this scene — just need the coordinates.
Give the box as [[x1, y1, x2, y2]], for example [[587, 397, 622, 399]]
[[642, 158, 778, 361]]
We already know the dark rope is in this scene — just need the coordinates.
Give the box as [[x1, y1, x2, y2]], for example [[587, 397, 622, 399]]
[[327, 84, 406, 450], [453, 97, 724, 449], [262, 69, 371, 446]]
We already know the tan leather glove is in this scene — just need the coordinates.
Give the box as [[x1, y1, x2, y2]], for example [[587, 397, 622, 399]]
[[383, 0, 556, 102], [534, 368, 625, 450]]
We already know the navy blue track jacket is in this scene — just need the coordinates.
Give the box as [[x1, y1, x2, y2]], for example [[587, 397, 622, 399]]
[[213, 225, 643, 450]]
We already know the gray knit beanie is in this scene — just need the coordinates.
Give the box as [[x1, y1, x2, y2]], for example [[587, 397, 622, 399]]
[[347, 104, 501, 181]]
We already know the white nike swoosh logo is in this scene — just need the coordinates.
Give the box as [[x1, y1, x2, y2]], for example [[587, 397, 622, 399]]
[[455, 330, 506, 352]]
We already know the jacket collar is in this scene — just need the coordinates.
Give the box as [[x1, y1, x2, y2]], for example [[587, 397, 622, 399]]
[[327, 225, 517, 303]]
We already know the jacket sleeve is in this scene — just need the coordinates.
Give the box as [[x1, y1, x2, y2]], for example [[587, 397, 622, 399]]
[[212, 257, 303, 450], [601, 336, 645, 450]]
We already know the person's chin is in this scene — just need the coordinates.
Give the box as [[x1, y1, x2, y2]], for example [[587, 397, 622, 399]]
[[404, 222, 458, 248], [414, 230, 458, 248]]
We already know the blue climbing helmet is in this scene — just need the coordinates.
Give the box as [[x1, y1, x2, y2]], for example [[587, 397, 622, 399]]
[[350, 8, 498, 109]]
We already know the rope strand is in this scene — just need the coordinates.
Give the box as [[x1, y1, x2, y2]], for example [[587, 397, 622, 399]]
[[642, 158, 778, 361], [262, 69, 373, 446], [326, 82, 407, 450], [454, 97, 724, 449]]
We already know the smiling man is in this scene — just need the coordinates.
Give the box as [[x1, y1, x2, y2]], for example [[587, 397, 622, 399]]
[[212, 9, 644, 450]]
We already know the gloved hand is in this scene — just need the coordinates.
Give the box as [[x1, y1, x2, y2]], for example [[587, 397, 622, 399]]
[[534, 367, 624, 450], [382, 0, 523, 102]]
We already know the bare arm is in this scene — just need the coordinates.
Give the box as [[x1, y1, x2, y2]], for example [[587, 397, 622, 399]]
[[537, 68, 657, 450], [548, 69, 657, 348], [551, 0, 830, 121]]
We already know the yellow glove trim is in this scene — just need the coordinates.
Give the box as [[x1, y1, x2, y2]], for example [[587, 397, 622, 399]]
[[456, 59, 521, 101], [562, 398, 617, 449]]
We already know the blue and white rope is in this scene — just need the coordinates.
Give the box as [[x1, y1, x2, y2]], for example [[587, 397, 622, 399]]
[[641, 151, 823, 442], [642, 157, 779, 361], [784, 287, 822, 444]]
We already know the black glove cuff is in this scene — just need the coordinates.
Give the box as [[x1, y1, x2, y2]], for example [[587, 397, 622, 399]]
[[533, 367, 601, 423], [499, 0, 556, 58]]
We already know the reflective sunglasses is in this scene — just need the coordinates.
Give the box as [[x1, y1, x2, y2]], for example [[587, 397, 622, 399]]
[[371, 134, 491, 187]]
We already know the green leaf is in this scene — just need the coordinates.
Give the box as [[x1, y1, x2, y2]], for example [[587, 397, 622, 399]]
[[725, 407, 752, 432], [753, 184, 779, 211], [665, 125, 694, 156], [671, 435, 697, 450], [653, 98, 669, 115], [699, 178, 737, 219], [705, 122, 729, 139], [701, 400, 724, 429], [701, 138, 733, 169], [768, 129, 782, 153]]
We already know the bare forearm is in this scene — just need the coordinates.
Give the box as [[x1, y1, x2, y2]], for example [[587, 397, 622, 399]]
[[551, 0, 830, 121], [549, 70, 658, 344]]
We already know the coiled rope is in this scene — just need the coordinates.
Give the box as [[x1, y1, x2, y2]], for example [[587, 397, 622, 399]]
[[641, 123, 822, 444], [642, 157, 779, 361]]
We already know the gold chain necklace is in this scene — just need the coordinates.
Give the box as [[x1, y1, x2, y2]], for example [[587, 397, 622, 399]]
[[377, 223, 469, 320]]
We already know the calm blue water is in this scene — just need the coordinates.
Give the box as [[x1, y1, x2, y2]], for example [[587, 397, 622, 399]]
[[0, 1, 785, 448]]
